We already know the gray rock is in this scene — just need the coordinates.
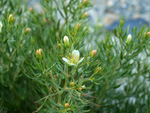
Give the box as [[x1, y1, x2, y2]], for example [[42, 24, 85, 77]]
[[106, 18, 149, 34]]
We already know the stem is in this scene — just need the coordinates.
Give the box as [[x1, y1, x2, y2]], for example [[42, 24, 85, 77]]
[[65, 65, 68, 88], [58, 93, 61, 105], [50, 70, 61, 105]]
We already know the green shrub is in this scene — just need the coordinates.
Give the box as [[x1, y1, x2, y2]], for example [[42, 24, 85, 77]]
[[0, 0, 150, 113]]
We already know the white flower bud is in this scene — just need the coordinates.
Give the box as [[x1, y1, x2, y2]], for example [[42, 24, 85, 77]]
[[126, 34, 132, 44], [0, 21, 2, 33], [63, 35, 69, 47]]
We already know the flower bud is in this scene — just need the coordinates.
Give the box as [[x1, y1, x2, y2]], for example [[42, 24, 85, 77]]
[[83, 0, 87, 4], [79, 4, 82, 8], [58, 43, 61, 49], [75, 23, 81, 31], [36, 50, 39, 55], [98, 23, 103, 28], [38, 49, 43, 56], [30, 7, 33, 12], [63, 36, 69, 47], [0, 21, 3, 33], [82, 12, 88, 19], [120, 20, 124, 27], [25, 28, 31, 34], [70, 82, 75, 87], [78, 87, 82, 91], [91, 50, 96, 57], [36, 48, 43, 58], [65, 103, 69, 107], [95, 67, 101, 74], [147, 32, 150, 36], [126, 34, 132, 44], [8, 14, 15, 24]]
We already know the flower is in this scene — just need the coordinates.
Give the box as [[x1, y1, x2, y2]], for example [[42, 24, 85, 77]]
[[62, 50, 84, 67], [126, 34, 132, 44], [81, 85, 85, 88], [0, 21, 2, 33]]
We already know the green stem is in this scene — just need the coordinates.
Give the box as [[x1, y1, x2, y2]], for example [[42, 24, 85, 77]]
[[50, 70, 61, 105], [65, 65, 68, 88], [58, 93, 61, 105]]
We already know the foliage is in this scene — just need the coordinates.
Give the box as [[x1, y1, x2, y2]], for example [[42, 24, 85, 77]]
[[0, 0, 150, 113]]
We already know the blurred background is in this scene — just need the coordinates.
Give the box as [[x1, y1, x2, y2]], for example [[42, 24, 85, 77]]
[[90, 0, 150, 26], [29, 0, 150, 26]]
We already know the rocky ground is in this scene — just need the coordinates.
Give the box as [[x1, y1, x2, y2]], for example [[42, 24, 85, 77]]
[[90, 0, 150, 26]]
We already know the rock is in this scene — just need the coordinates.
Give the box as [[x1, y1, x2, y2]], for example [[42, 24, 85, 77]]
[[103, 13, 120, 26], [106, 18, 149, 34]]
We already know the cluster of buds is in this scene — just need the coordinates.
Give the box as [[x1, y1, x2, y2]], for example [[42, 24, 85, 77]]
[[90, 50, 96, 58], [36, 48, 43, 58], [63, 36, 69, 47], [0, 21, 2, 33], [126, 34, 132, 44], [8, 14, 15, 24]]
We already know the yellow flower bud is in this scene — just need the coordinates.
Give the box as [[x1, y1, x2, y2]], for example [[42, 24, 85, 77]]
[[147, 32, 150, 36], [58, 43, 61, 49], [120, 20, 124, 27], [25, 28, 31, 34], [78, 87, 82, 91], [95, 67, 101, 74], [36, 48, 43, 58], [30, 7, 33, 12], [36, 50, 39, 56], [38, 49, 43, 56], [65, 103, 69, 107], [91, 50, 96, 57], [79, 4, 82, 8], [70, 82, 75, 87], [8, 14, 15, 24], [82, 12, 88, 19], [75, 23, 81, 31], [83, 0, 87, 4]]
